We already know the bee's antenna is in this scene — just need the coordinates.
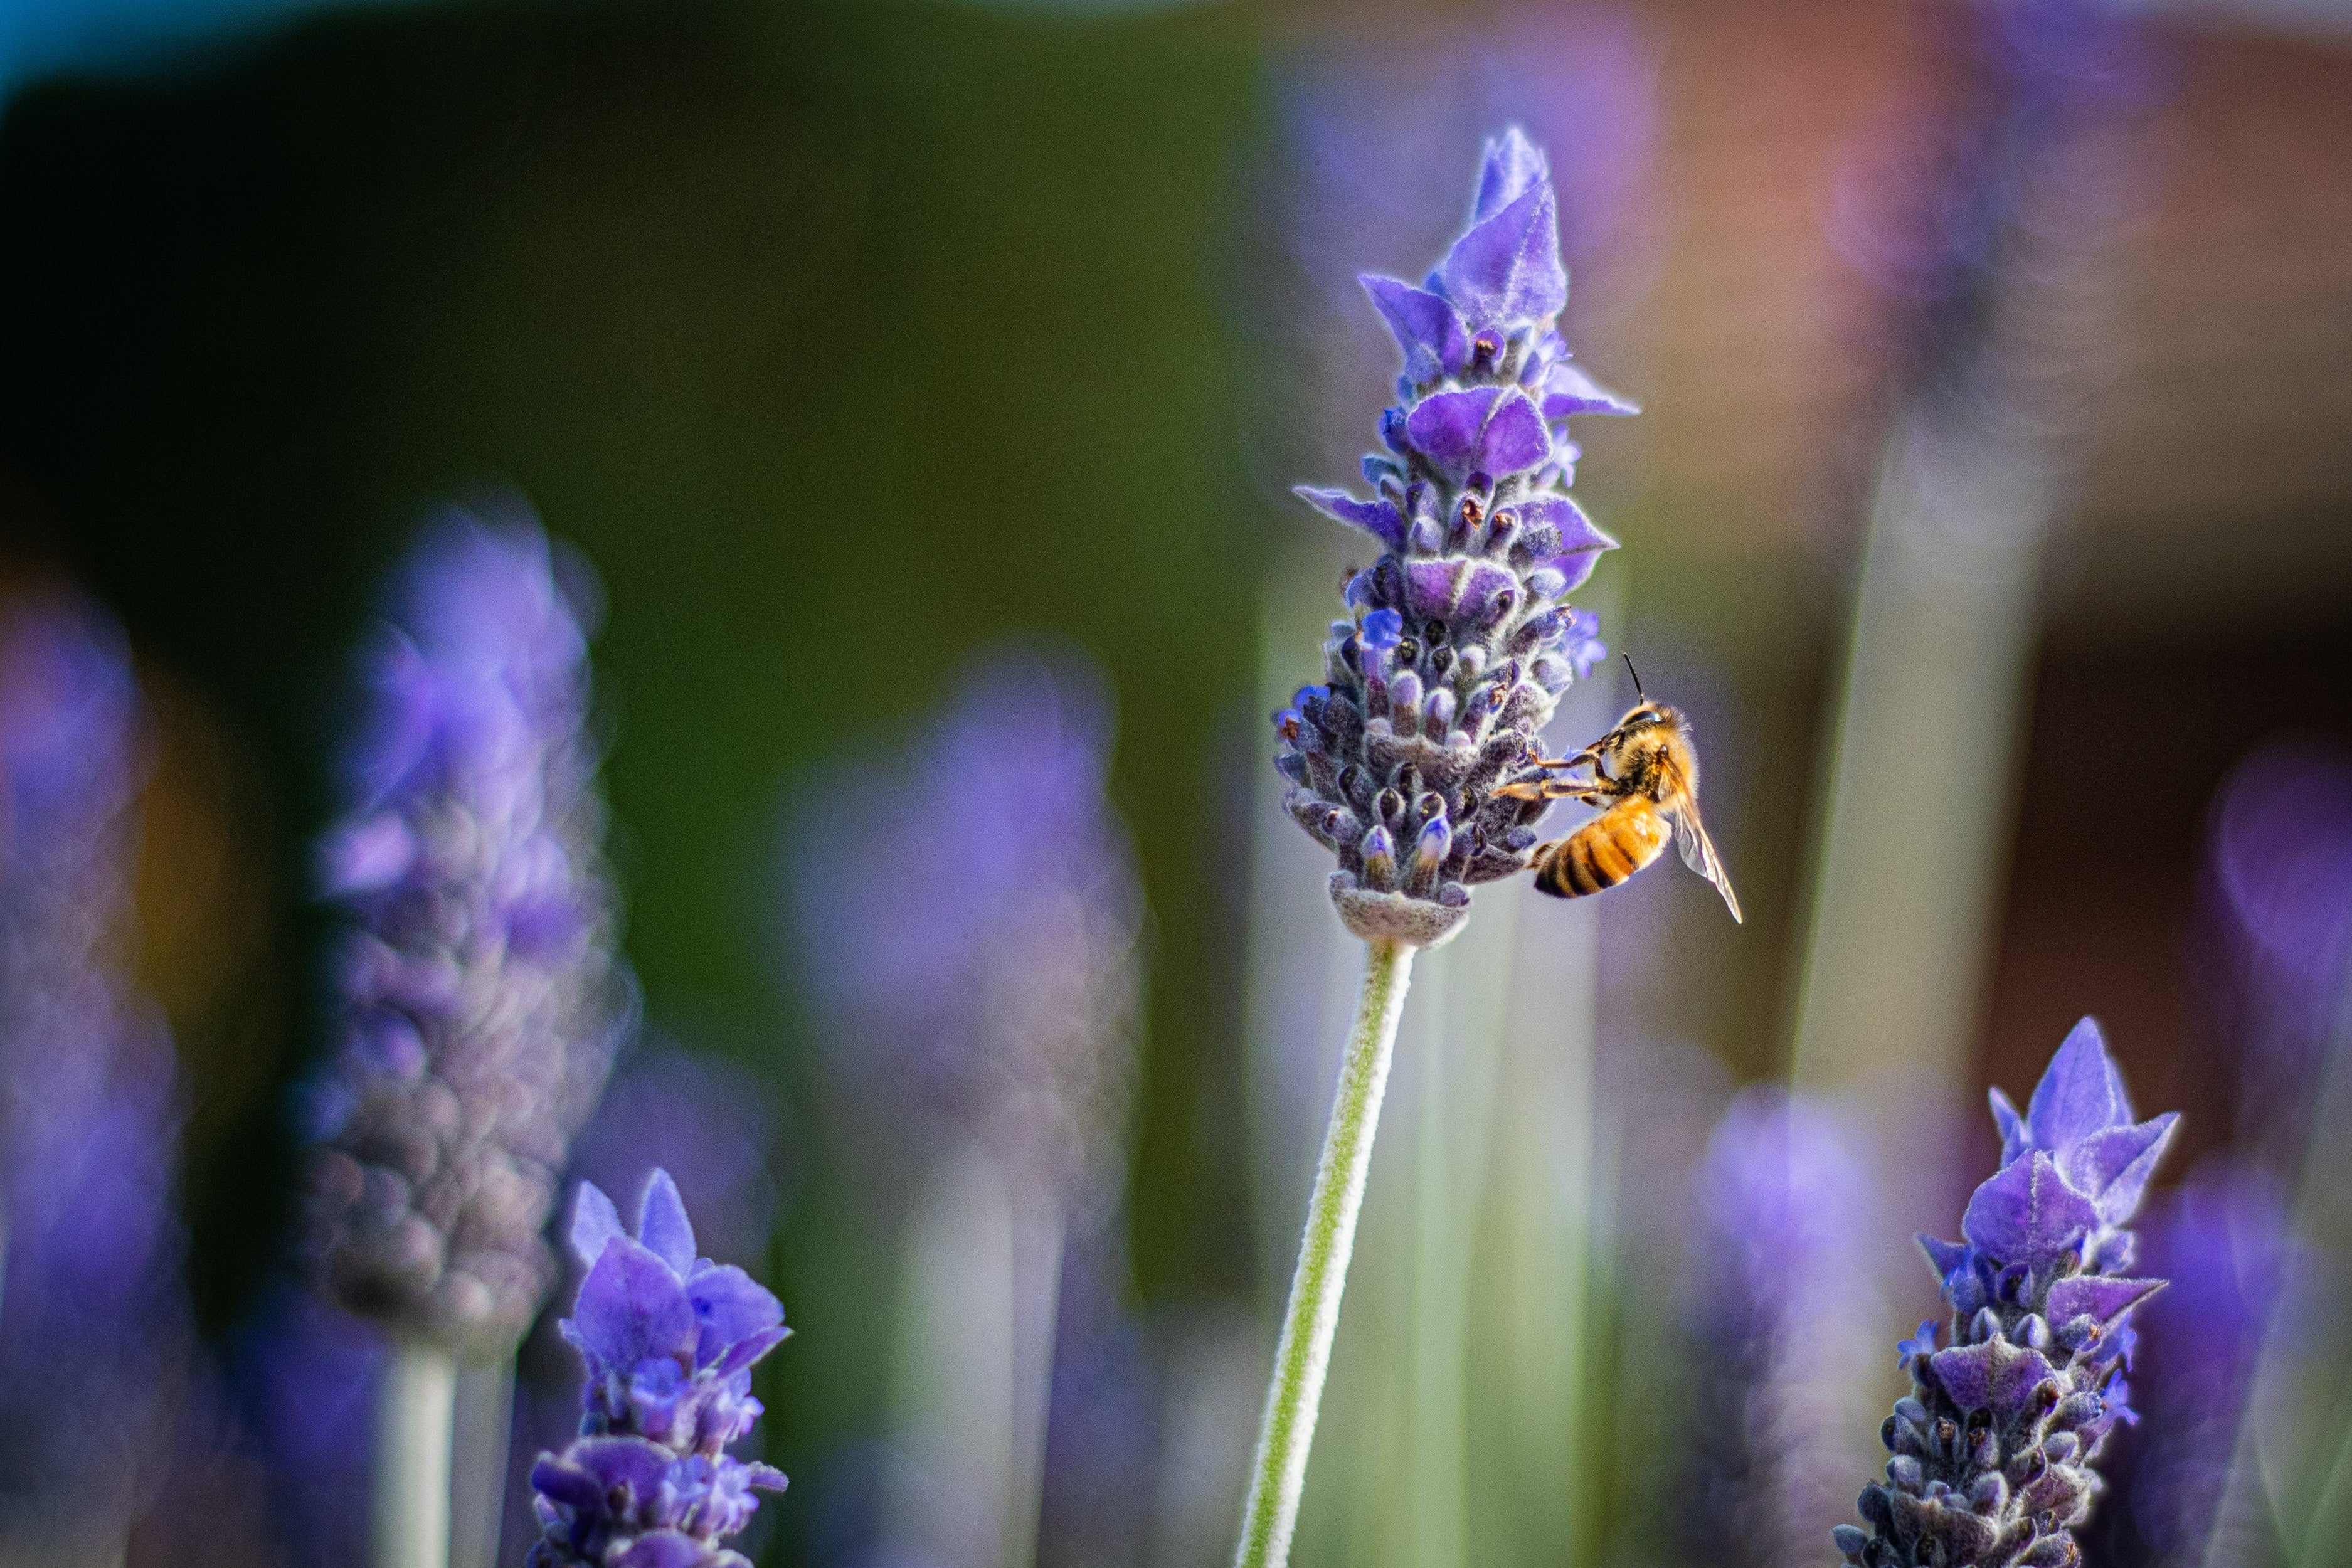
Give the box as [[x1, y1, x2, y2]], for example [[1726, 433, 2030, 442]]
[[1623, 653, 1645, 701]]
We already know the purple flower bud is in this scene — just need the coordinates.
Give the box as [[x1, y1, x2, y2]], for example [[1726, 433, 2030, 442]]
[[1840, 1020, 2176, 1568], [1273, 130, 1629, 948], [527, 1170, 789, 1568], [300, 505, 633, 1355]]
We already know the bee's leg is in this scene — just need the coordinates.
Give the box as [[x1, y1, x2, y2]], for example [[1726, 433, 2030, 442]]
[[1496, 778, 1608, 803]]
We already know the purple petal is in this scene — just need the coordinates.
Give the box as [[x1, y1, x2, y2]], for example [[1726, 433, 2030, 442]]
[[1928, 1338, 2060, 1422], [1990, 1347, 2061, 1421], [1404, 388, 1502, 475], [1540, 363, 1639, 418], [1459, 562, 1519, 623], [1476, 391, 1552, 477], [1989, 1087, 2028, 1166], [571, 1236, 697, 1373], [636, 1168, 697, 1276], [685, 1261, 785, 1365], [571, 1180, 626, 1269], [2025, 1017, 2133, 1151], [1402, 561, 1460, 620], [712, 1323, 792, 1380], [1963, 1152, 2099, 1269], [1928, 1340, 1996, 1410], [1360, 275, 1468, 382], [613, 1533, 711, 1568], [566, 1434, 677, 1496], [531, 1453, 605, 1512], [2059, 1113, 2180, 1226], [1917, 1232, 1971, 1281], [1441, 180, 1567, 326], [1473, 127, 1549, 222], [1514, 495, 1615, 587], [2045, 1274, 2163, 1329], [1404, 387, 1552, 484], [1295, 487, 1405, 551]]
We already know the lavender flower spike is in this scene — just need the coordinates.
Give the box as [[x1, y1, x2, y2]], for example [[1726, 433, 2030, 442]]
[[1836, 1019, 2178, 1568], [528, 1171, 789, 1568], [302, 507, 632, 1355], [1276, 125, 1633, 949]]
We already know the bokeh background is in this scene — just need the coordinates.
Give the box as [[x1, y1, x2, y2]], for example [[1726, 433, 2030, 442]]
[[2, 0, 2349, 1565]]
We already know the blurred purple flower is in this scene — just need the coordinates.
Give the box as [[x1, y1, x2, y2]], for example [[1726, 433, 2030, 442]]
[[301, 504, 633, 1353], [1036, 1227, 1161, 1568], [1830, 0, 2153, 408], [0, 593, 190, 1554], [2117, 1162, 2296, 1568], [529, 1170, 788, 1568], [2203, 741, 2352, 1164], [1836, 1019, 2177, 1568], [1678, 1089, 1882, 1568], [787, 646, 1142, 1212], [1273, 129, 1631, 948], [227, 1284, 384, 1567]]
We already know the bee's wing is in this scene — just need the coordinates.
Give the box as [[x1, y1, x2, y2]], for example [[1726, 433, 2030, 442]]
[[1666, 798, 1742, 924]]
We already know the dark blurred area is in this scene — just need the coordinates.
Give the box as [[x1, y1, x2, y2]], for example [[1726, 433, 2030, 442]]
[[1, 0, 2348, 1565]]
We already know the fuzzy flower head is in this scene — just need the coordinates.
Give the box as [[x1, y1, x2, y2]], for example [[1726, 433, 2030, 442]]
[[1837, 1019, 2177, 1568], [529, 1170, 788, 1568], [789, 647, 1142, 1209], [1275, 128, 1633, 948], [302, 507, 632, 1355]]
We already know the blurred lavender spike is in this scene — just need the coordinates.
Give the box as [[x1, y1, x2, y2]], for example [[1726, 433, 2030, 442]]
[[2124, 1163, 2296, 1568], [0, 592, 193, 1559], [1835, 1020, 2177, 1568], [786, 645, 1143, 1568], [788, 644, 1142, 1216], [301, 504, 633, 1355], [1272, 127, 1631, 949], [526, 1170, 789, 1568], [2203, 741, 2352, 1169], [1678, 1089, 1885, 1568]]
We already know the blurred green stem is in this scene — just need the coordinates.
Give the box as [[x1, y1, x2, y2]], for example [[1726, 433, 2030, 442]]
[[376, 1341, 456, 1568], [1235, 936, 1414, 1568]]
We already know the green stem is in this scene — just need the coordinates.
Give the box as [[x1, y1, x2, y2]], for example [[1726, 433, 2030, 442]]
[[1234, 937, 1415, 1568], [375, 1340, 457, 1568]]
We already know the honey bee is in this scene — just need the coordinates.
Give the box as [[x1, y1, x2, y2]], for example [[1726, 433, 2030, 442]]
[[1500, 662, 1741, 922]]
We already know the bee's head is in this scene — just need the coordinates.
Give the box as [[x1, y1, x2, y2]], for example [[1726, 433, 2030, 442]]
[[1623, 699, 1680, 733]]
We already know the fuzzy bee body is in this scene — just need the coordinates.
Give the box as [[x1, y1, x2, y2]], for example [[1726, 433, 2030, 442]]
[[1533, 795, 1672, 898], [1502, 698, 1742, 921]]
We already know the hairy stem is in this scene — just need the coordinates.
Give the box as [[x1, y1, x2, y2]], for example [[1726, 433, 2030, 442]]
[[376, 1341, 457, 1568], [1234, 937, 1415, 1568]]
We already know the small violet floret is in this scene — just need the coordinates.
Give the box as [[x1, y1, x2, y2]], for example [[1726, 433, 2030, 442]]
[[1835, 1019, 2178, 1568], [1274, 127, 1634, 948], [529, 1169, 789, 1568]]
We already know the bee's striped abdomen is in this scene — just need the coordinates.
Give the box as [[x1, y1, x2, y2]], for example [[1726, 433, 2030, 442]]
[[1533, 799, 1671, 900]]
